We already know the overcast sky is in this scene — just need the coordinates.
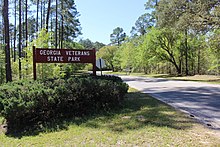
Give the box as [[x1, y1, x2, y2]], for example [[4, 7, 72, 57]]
[[75, 0, 147, 44]]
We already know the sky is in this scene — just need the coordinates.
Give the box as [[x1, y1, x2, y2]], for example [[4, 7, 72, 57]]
[[75, 0, 147, 44]]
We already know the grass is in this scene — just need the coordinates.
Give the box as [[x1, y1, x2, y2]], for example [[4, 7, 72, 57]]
[[0, 88, 220, 146], [170, 75, 220, 84], [0, 117, 4, 125], [106, 71, 220, 84], [146, 74, 220, 84]]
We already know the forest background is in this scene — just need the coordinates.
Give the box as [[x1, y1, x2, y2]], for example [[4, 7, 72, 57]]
[[1, 0, 220, 84]]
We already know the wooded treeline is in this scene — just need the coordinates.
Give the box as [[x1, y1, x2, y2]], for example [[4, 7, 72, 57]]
[[0, 0, 85, 83], [2, 0, 220, 84], [98, 0, 220, 76]]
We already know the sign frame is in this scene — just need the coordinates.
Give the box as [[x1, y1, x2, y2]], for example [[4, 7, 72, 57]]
[[33, 46, 96, 80]]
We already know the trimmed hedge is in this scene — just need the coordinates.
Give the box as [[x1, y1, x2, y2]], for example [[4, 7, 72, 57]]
[[0, 76, 128, 130]]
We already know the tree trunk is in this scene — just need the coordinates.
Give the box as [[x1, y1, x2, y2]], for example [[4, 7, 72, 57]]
[[45, 0, 51, 32], [18, 0, 22, 79], [40, 1, 43, 29], [3, 0, 12, 82], [61, 0, 64, 48], [13, 0, 17, 62], [36, 0, 39, 33], [42, 1, 46, 28], [25, 0, 28, 77], [55, 0, 58, 49], [197, 48, 201, 74], [25, 0, 28, 47], [172, 61, 181, 75], [185, 29, 189, 75]]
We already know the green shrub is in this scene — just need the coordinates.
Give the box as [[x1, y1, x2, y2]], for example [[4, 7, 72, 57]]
[[0, 80, 56, 129], [90, 74, 124, 83], [0, 76, 128, 131]]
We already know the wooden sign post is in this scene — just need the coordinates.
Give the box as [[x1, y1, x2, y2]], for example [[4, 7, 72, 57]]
[[33, 46, 96, 80]]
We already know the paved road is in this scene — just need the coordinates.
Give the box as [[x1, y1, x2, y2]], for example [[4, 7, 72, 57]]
[[119, 75, 220, 130]]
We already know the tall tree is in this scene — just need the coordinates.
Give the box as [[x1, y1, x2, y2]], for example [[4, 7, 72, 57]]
[[93, 41, 105, 50], [79, 38, 93, 49], [55, 0, 58, 48], [131, 13, 155, 36], [2, 0, 12, 82], [13, 0, 17, 62], [97, 46, 118, 71], [60, 0, 81, 42], [60, 0, 64, 48], [45, 0, 51, 32], [36, 0, 39, 33], [209, 29, 220, 75], [150, 28, 184, 75], [18, 0, 22, 79], [25, 0, 28, 46], [151, 0, 220, 75], [110, 27, 126, 46]]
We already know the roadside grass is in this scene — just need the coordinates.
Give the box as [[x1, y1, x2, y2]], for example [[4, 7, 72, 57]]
[[170, 75, 220, 84], [107, 71, 220, 84], [0, 88, 220, 146], [146, 74, 220, 84]]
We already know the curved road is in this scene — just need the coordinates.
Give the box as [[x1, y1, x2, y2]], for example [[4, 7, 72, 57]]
[[119, 75, 220, 130]]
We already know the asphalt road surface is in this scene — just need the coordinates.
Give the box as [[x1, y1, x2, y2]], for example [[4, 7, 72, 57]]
[[119, 75, 220, 130]]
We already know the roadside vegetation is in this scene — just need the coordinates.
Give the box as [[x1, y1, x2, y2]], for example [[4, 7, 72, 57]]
[[147, 74, 220, 84], [1, 0, 220, 145], [97, 1, 220, 79], [2, 0, 220, 84], [0, 88, 219, 146], [0, 75, 128, 132], [106, 71, 220, 84]]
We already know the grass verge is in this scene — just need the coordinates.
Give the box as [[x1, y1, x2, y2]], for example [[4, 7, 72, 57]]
[[0, 88, 219, 146], [107, 71, 220, 84], [146, 74, 220, 84]]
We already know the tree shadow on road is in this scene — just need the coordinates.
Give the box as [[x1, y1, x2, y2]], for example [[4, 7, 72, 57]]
[[142, 86, 220, 130]]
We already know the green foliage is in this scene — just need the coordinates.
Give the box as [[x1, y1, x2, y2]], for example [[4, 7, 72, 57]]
[[112, 28, 159, 73], [62, 41, 84, 49], [207, 29, 220, 74], [110, 27, 126, 46], [93, 41, 106, 50], [0, 76, 128, 131], [149, 28, 185, 74], [154, 0, 220, 31], [1, 88, 219, 146], [11, 29, 56, 80], [115, 25, 219, 75], [97, 46, 118, 71], [0, 80, 54, 129], [59, 0, 82, 41], [78, 39, 105, 50], [131, 13, 155, 36], [96, 0, 218, 76], [0, 46, 5, 84], [11, 29, 87, 80], [79, 39, 94, 49], [208, 30, 220, 57]]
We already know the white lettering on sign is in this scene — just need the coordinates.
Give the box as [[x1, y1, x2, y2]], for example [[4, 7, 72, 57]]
[[67, 57, 81, 61], [40, 50, 61, 56], [47, 56, 64, 62], [65, 51, 90, 56], [65, 51, 74, 55]]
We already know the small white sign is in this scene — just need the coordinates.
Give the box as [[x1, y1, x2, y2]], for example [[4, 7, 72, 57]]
[[96, 58, 106, 69]]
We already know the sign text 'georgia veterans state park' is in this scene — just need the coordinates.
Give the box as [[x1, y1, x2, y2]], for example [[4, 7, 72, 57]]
[[33, 46, 96, 80]]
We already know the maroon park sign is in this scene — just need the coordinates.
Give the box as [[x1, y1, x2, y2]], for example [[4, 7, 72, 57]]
[[33, 46, 96, 80]]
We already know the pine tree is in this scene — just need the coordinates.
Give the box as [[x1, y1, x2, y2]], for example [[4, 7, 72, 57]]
[[3, 0, 12, 82]]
